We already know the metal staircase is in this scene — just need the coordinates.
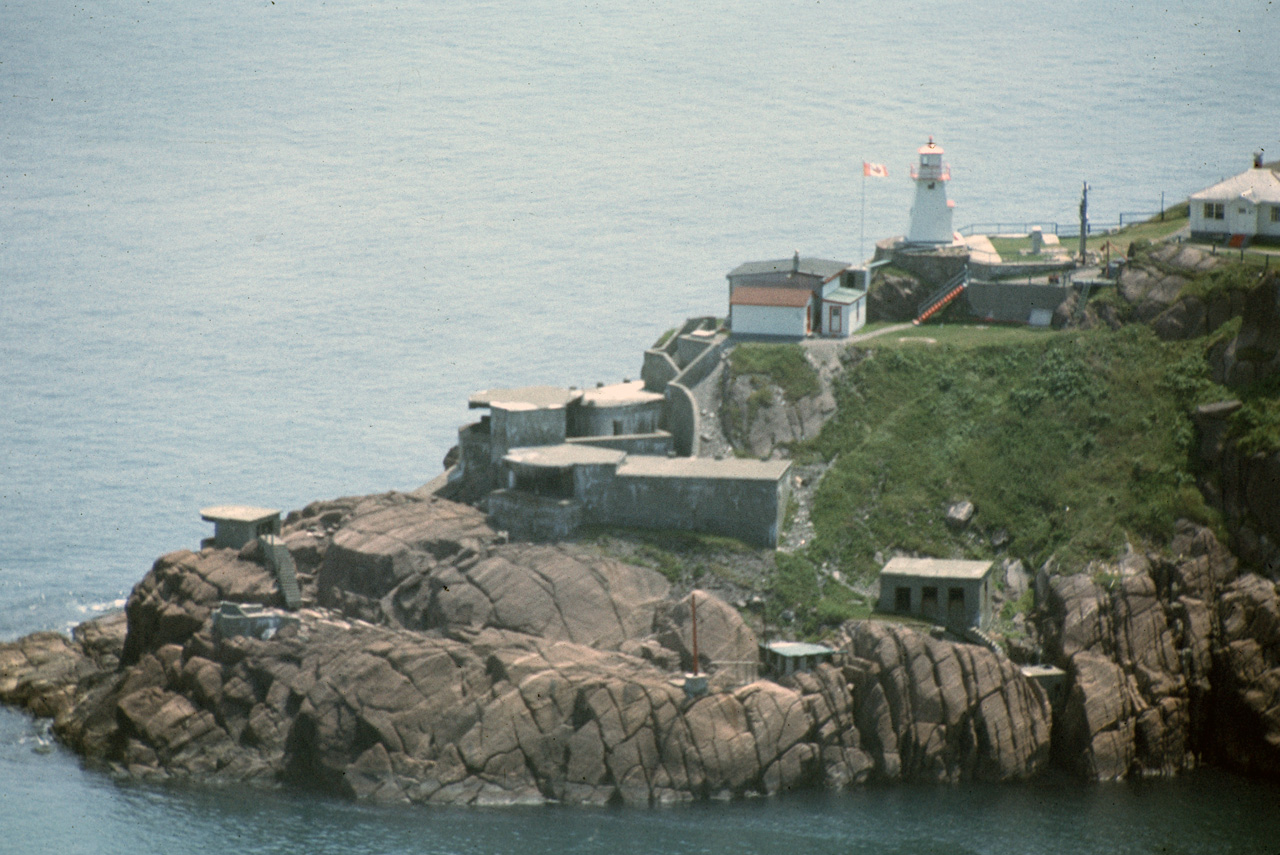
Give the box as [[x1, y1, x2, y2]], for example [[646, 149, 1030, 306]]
[[261, 534, 302, 611], [913, 268, 969, 325]]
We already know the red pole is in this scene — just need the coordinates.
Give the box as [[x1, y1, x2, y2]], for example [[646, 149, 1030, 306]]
[[690, 593, 699, 676]]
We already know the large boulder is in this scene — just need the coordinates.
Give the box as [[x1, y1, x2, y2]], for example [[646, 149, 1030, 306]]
[[653, 589, 758, 676]]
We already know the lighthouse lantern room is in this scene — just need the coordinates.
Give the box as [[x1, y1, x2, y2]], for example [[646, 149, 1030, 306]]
[[907, 137, 956, 245]]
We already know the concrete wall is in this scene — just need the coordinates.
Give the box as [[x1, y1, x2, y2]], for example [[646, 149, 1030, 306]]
[[488, 490, 582, 541], [567, 432, 673, 455], [456, 420, 497, 496], [568, 398, 664, 438], [878, 574, 992, 629], [877, 245, 969, 288], [588, 470, 789, 548], [730, 303, 808, 337], [664, 382, 699, 457], [210, 517, 280, 550], [676, 333, 714, 366], [965, 281, 1072, 324], [642, 349, 680, 392], [490, 403, 566, 463]]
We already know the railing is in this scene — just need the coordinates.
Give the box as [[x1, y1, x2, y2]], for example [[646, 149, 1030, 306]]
[[959, 215, 1160, 239], [915, 267, 970, 320], [910, 164, 951, 181]]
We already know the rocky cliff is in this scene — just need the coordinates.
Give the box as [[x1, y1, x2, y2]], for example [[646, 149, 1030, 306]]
[[1, 491, 1052, 805]]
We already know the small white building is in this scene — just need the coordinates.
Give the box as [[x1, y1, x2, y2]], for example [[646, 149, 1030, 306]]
[[726, 253, 864, 338], [819, 284, 868, 337], [1188, 155, 1280, 243], [906, 137, 957, 245]]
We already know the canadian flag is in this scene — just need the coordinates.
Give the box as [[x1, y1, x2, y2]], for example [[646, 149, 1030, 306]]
[[863, 161, 888, 178]]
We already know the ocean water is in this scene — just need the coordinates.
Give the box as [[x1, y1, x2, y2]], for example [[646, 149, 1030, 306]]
[[2, 1, 1278, 850]]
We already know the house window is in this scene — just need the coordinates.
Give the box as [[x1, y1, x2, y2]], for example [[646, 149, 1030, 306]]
[[1273, 206, 1280, 223], [1204, 202, 1225, 220], [894, 587, 911, 613]]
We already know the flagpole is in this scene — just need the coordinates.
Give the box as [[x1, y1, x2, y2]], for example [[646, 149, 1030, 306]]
[[860, 165, 866, 264]]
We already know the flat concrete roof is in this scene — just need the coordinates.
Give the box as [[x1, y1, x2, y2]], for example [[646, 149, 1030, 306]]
[[578, 379, 664, 408], [881, 556, 994, 581], [617, 455, 790, 482], [469, 385, 582, 410], [200, 505, 280, 524], [762, 640, 834, 657], [504, 444, 626, 469]]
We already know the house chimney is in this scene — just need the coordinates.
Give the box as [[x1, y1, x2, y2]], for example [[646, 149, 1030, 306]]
[[1255, 151, 1264, 168], [792, 250, 800, 273]]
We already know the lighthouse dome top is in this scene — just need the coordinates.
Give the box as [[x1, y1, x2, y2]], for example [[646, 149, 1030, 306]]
[[917, 136, 944, 155]]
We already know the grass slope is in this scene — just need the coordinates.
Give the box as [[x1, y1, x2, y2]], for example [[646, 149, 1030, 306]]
[[800, 325, 1226, 582]]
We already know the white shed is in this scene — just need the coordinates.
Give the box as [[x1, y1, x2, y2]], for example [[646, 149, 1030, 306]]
[[820, 285, 867, 337], [1188, 159, 1280, 243], [729, 286, 812, 337]]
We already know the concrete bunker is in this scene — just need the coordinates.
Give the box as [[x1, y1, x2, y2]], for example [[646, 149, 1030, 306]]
[[200, 505, 281, 550], [488, 444, 791, 548], [878, 556, 996, 630], [760, 640, 836, 677]]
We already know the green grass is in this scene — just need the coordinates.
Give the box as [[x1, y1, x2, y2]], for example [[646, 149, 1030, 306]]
[[728, 343, 820, 401], [1082, 206, 1190, 254], [795, 325, 1228, 580]]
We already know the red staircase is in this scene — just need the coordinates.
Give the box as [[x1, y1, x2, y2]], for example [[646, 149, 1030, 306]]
[[913, 269, 970, 326]]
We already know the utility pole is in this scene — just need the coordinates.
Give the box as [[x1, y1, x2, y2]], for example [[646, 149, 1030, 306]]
[[1078, 181, 1089, 265]]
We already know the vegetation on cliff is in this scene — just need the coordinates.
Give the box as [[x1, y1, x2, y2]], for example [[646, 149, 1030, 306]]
[[798, 325, 1227, 583]]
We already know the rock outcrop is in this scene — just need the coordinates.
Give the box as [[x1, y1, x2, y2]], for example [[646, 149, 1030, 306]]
[[0, 490, 1055, 805], [1197, 274, 1280, 573], [1036, 522, 1248, 779]]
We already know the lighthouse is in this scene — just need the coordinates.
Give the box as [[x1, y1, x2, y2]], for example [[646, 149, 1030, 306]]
[[906, 137, 956, 245]]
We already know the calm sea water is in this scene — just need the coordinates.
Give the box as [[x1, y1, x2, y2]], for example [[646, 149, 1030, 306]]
[[3, 1, 1278, 851]]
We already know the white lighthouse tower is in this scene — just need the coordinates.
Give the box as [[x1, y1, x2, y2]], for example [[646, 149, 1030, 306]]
[[906, 137, 956, 245]]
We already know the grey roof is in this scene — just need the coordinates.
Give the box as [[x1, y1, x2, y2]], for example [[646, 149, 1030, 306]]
[[821, 286, 867, 305], [617, 456, 790, 482], [881, 556, 994, 581], [577, 379, 663, 408], [1189, 167, 1280, 205], [200, 505, 280, 524], [728, 257, 850, 281], [762, 640, 834, 657], [504, 444, 626, 469], [469, 385, 582, 410]]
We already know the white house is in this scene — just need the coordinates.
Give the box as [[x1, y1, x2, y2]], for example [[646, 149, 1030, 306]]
[[727, 253, 865, 338], [1188, 155, 1280, 244]]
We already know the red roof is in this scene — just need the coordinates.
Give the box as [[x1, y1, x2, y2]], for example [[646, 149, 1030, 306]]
[[730, 286, 813, 308]]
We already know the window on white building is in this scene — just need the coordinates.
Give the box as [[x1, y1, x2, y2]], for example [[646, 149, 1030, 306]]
[[1272, 205, 1280, 223], [1204, 202, 1225, 220]]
